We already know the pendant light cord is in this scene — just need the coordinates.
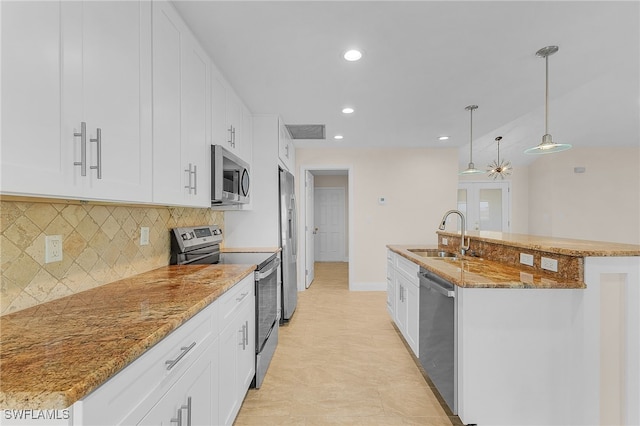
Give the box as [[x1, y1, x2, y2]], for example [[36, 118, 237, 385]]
[[545, 54, 549, 135], [469, 107, 474, 162]]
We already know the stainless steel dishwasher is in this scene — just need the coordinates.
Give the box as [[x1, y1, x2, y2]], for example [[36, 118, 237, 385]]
[[418, 267, 457, 414]]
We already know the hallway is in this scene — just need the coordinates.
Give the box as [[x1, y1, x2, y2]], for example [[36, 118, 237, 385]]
[[234, 262, 463, 425]]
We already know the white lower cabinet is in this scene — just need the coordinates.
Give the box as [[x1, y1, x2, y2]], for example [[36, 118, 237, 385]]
[[72, 275, 255, 426], [387, 250, 419, 356], [218, 276, 255, 425], [137, 337, 217, 426]]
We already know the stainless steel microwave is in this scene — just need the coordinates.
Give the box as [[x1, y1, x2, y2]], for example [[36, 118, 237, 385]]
[[211, 145, 250, 206]]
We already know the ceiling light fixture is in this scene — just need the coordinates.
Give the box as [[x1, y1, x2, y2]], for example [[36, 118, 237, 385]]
[[438, 136, 449, 141], [487, 136, 512, 180], [524, 45, 572, 155], [343, 49, 362, 61], [460, 105, 483, 175], [342, 107, 354, 114], [334, 135, 344, 140]]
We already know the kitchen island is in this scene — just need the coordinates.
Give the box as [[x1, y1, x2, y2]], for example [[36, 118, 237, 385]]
[[0, 263, 256, 425], [388, 232, 640, 426]]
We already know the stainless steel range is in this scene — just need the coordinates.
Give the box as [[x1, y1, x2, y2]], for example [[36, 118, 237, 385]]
[[170, 225, 280, 388]]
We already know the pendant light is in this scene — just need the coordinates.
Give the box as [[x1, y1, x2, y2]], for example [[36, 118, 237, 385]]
[[524, 45, 572, 154], [487, 136, 511, 179], [460, 105, 484, 175]]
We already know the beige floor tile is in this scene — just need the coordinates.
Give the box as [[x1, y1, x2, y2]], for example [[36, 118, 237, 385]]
[[234, 262, 460, 425]]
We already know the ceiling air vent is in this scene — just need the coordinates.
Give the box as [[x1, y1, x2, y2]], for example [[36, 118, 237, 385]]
[[285, 124, 326, 140]]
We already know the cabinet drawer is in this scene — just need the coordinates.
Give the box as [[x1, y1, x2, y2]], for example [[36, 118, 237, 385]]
[[218, 275, 254, 323], [395, 254, 419, 284], [80, 301, 218, 426]]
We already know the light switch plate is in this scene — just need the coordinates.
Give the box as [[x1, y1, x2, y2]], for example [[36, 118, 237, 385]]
[[520, 253, 534, 266], [442, 238, 448, 246], [45, 235, 63, 263], [140, 227, 150, 246], [541, 256, 558, 272]]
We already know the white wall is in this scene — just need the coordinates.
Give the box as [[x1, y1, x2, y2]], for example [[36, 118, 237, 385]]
[[528, 147, 640, 244], [297, 148, 458, 290]]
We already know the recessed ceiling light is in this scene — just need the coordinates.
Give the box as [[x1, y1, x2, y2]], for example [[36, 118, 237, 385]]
[[438, 136, 449, 141], [342, 107, 354, 114], [343, 49, 362, 61], [334, 135, 344, 140]]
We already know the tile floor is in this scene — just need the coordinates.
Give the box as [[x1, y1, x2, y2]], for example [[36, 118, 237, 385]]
[[234, 262, 464, 425]]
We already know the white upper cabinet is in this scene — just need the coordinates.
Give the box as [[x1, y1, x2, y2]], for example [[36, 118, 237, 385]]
[[278, 118, 295, 172], [151, 1, 211, 207], [1, 1, 153, 202], [211, 67, 251, 163], [1, 1, 69, 197]]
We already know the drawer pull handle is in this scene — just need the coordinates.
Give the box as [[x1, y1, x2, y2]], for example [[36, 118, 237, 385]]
[[236, 291, 249, 302], [165, 342, 196, 370]]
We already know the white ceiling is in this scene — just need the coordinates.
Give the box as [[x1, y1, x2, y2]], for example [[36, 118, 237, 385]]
[[172, 1, 640, 169]]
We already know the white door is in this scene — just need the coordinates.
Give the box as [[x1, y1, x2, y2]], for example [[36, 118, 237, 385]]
[[305, 171, 315, 288], [314, 187, 346, 262], [457, 182, 510, 232]]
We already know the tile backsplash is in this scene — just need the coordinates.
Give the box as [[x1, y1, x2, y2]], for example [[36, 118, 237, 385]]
[[0, 200, 223, 315]]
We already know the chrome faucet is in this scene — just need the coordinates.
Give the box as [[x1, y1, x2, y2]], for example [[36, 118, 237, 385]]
[[438, 210, 470, 256]]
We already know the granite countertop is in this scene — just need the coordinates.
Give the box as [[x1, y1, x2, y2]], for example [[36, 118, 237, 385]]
[[388, 245, 585, 289], [437, 230, 640, 257], [0, 264, 255, 410]]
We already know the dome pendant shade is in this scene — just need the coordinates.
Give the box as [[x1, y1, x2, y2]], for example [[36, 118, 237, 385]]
[[524, 133, 572, 154], [525, 46, 572, 155], [459, 105, 484, 175]]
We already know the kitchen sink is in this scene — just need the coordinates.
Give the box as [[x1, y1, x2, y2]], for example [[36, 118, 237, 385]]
[[408, 249, 458, 259]]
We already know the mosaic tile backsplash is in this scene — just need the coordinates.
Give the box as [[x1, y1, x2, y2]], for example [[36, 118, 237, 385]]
[[0, 200, 223, 315]]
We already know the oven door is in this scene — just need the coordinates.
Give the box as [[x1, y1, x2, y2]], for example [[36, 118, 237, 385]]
[[255, 257, 280, 352]]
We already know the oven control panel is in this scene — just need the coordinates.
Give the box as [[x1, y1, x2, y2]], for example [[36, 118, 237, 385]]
[[171, 225, 223, 252]]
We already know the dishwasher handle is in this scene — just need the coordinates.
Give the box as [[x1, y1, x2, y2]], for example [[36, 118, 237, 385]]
[[419, 270, 456, 298]]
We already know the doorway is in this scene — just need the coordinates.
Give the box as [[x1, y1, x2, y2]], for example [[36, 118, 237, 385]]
[[457, 181, 511, 232], [301, 168, 350, 290]]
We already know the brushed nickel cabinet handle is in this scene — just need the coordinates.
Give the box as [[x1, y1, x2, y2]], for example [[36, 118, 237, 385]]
[[90, 128, 102, 179], [73, 122, 87, 176], [192, 164, 197, 195], [184, 396, 192, 426], [240, 323, 247, 350], [170, 407, 182, 426], [184, 163, 193, 194], [165, 341, 196, 370]]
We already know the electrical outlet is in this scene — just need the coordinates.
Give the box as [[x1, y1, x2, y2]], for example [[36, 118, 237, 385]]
[[520, 253, 534, 266], [541, 256, 558, 272], [442, 238, 448, 246], [140, 227, 150, 246], [45, 235, 63, 263]]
